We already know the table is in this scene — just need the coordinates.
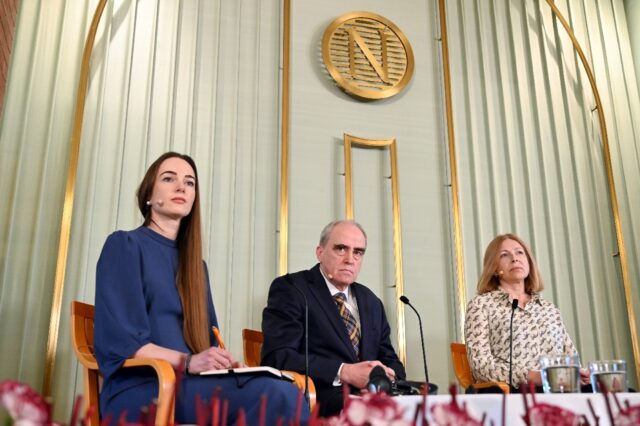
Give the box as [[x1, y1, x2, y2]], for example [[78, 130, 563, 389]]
[[393, 393, 640, 425]]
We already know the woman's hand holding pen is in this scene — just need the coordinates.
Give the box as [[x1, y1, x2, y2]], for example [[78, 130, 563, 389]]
[[189, 347, 240, 373]]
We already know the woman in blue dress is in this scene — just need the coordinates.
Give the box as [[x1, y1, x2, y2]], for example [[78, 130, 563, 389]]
[[94, 152, 308, 424]]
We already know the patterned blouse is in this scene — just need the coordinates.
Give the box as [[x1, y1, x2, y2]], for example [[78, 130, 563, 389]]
[[464, 289, 577, 387]]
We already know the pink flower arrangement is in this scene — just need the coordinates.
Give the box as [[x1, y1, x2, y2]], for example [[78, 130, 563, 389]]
[[321, 391, 411, 426], [429, 386, 483, 426], [0, 380, 57, 425], [5, 377, 639, 426]]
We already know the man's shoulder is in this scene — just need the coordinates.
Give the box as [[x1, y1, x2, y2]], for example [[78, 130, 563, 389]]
[[276, 264, 319, 283], [351, 281, 382, 302]]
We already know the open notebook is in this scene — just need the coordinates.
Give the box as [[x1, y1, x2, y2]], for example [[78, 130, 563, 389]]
[[199, 366, 294, 382]]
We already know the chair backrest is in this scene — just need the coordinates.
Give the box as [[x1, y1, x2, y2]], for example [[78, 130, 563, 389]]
[[242, 328, 318, 409], [70, 301, 101, 426], [450, 342, 474, 389], [71, 301, 176, 425], [242, 329, 264, 367]]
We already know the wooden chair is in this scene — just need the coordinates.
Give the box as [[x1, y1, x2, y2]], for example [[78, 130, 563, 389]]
[[451, 342, 510, 394], [71, 301, 176, 425], [242, 328, 316, 408]]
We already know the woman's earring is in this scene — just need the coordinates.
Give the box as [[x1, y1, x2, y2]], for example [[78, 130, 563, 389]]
[[146, 200, 152, 206]]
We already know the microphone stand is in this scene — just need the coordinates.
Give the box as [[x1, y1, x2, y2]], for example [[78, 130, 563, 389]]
[[287, 277, 309, 404], [509, 299, 518, 392], [399, 295, 430, 389]]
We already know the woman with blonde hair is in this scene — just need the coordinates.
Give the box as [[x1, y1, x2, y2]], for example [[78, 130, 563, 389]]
[[465, 233, 589, 391], [94, 152, 307, 424]]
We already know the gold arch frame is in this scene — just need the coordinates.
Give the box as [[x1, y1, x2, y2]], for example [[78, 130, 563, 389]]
[[342, 133, 406, 364], [45, 0, 639, 395], [43, 0, 109, 395], [437, 0, 639, 384], [544, 0, 639, 385]]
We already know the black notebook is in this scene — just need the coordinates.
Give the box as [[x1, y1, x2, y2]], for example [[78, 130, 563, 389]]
[[199, 366, 294, 382]]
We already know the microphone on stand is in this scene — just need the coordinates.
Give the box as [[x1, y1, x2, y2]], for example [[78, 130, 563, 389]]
[[509, 298, 518, 392], [367, 366, 392, 393], [286, 277, 309, 403], [399, 295, 436, 394]]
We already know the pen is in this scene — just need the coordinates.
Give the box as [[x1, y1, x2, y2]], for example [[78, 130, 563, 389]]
[[212, 326, 226, 350]]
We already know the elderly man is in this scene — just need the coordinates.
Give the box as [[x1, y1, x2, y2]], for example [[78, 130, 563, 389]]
[[261, 220, 405, 416]]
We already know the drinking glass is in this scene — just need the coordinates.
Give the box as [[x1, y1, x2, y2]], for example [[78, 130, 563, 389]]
[[589, 360, 627, 393], [539, 354, 581, 393]]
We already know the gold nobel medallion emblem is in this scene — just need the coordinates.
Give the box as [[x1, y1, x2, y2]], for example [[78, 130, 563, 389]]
[[322, 11, 414, 100]]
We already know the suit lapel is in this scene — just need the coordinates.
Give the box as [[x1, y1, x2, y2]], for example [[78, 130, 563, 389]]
[[306, 265, 358, 360]]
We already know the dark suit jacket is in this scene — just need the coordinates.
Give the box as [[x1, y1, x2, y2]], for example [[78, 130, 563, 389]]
[[261, 264, 405, 393]]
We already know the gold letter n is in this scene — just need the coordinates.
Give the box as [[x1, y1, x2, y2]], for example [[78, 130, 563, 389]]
[[347, 27, 390, 83]]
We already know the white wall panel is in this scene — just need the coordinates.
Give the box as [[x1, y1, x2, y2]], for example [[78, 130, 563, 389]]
[[287, 0, 454, 387]]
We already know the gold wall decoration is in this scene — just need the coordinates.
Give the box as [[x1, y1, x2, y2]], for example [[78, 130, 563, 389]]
[[322, 12, 414, 100], [343, 134, 406, 364], [279, 0, 291, 276], [436, 0, 466, 340], [43, 0, 109, 395]]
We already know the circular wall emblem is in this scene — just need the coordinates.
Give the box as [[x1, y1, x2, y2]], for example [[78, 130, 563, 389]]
[[322, 11, 414, 100]]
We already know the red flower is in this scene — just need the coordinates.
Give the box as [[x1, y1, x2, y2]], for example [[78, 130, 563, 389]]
[[0, 380, 53, 425]]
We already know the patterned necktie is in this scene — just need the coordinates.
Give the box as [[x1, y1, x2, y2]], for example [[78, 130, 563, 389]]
[[333, 292, 360, 357]]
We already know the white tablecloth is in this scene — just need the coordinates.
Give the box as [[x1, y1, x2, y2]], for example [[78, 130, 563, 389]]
[[393, 393, 640, 425]]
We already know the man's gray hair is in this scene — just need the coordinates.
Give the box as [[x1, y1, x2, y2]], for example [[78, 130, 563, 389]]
[[318, 219, 367, 246]]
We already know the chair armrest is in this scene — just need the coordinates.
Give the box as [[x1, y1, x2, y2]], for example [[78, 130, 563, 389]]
[[73, 346, 99, 370], [122, 358, 176, 425], [282, 370, 316, 409], [471, 380, 510, 394]]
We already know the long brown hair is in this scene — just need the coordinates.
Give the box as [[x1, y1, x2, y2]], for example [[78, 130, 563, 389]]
[[136, 152, 210, 353], [476, 233, 544, 295]]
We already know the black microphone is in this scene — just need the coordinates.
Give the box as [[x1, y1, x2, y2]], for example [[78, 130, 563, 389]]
[[399, 295, 434, 394], [286, 277, 309, 403], [509, 298, 518, 392], [367, 366, 392, 393]]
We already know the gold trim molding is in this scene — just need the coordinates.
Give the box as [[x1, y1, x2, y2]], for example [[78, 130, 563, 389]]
[[278, 0, 291, 276], [437, 0, 466, 340], [343, 133, 406, 364], [322, 11, 414, 100], [43, 0, 109, 395]]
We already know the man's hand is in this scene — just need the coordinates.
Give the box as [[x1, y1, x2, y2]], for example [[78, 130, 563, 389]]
[[188, 347, 239, 374], [340, 360, 396, 389]]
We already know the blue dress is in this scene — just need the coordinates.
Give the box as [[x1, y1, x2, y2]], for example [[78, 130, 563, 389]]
[[95, 227, 307, 425]]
